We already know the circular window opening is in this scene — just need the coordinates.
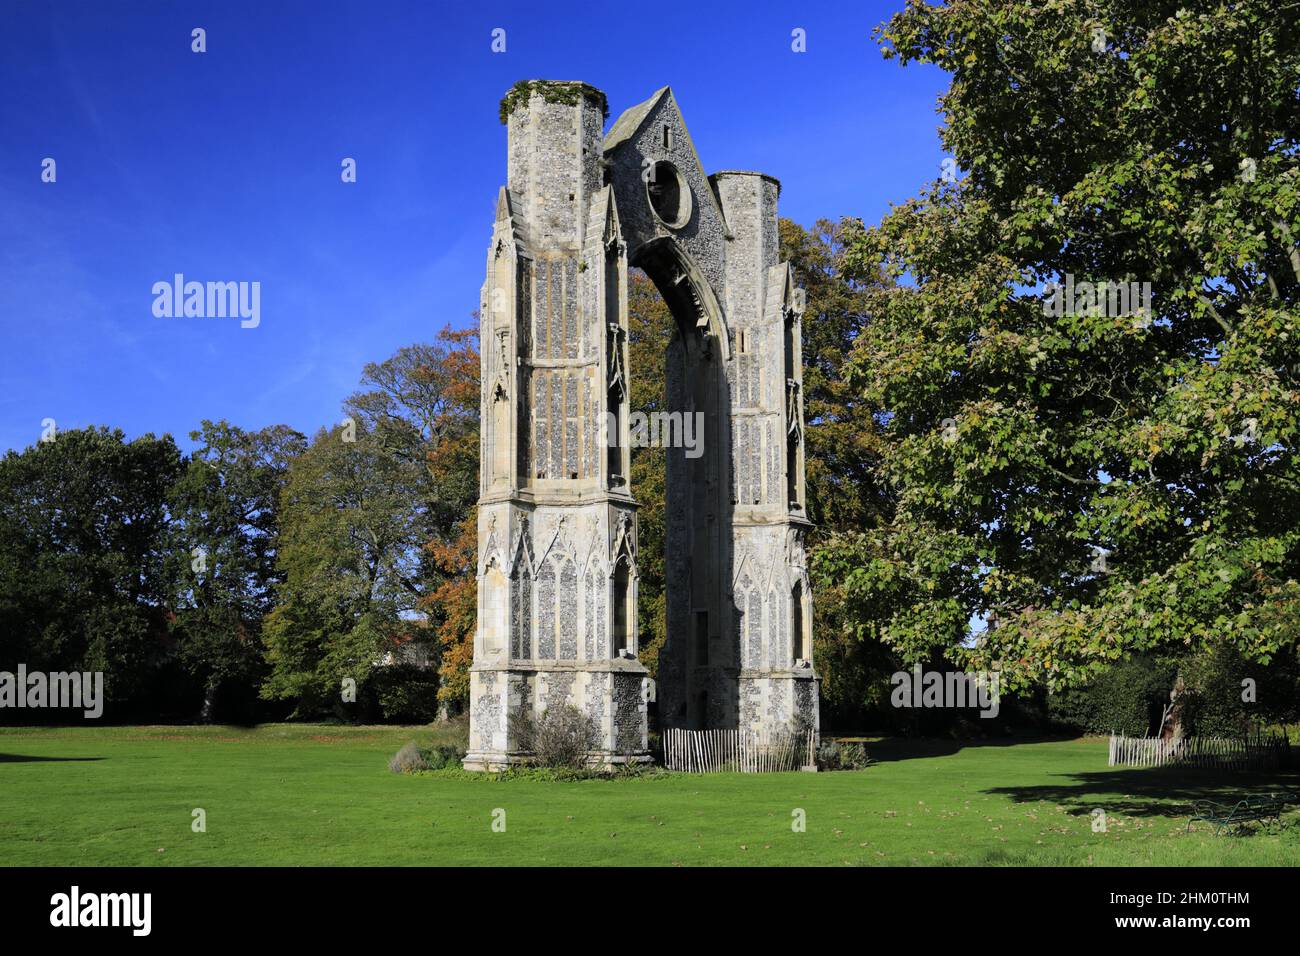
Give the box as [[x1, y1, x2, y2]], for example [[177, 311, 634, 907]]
[[646, 160, 692, 229]]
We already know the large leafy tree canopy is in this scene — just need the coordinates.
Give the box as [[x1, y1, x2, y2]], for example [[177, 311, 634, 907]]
[[821, 0, 1300, 691], [777, 221, 901, 721], [166, 420, 305, 715], [345, 334, 480, 544], [260, 417, 427, 710], [780, 219, 883, 534], [264, 328, 480, 714], [0, 427, 183, 703], [412, 328, 481, 709]]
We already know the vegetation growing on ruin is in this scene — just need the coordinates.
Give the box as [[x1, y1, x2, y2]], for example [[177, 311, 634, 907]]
[[498, 80, 609, 124]]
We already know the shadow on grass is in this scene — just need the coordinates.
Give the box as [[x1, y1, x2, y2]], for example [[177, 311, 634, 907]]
[[984, 766, 1300, 818], [0, 753, 106, 763]]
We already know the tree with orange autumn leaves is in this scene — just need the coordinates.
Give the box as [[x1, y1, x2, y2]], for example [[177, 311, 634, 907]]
[[260, 325, 481, 718], [419, 328, 481, 711]]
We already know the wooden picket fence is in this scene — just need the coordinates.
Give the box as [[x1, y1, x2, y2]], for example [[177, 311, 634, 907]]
[[1107, 731, 1290, 771], [662, 727, 816, 773]]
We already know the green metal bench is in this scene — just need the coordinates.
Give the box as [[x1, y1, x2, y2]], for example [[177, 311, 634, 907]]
[[1186, 792, 1298, 834]]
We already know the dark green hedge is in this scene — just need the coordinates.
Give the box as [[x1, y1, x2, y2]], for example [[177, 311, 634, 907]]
[[1045, 655, 1178, 737], [1046, 648, 1300, 737]]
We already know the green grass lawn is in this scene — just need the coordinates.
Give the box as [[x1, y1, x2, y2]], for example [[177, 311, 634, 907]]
[[2, 724, 1298, 866]]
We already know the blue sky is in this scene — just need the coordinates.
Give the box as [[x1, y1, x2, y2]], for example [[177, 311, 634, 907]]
[[0, 1, 948, 455]]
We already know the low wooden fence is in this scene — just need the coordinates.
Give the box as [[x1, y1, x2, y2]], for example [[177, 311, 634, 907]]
[[1108, 731, 1290, 771], [662, 728, 816, 773]]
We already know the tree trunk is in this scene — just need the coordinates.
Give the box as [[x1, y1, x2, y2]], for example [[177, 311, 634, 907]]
[[1158, 675, 1187, 740], [200, 680, 217, 724]]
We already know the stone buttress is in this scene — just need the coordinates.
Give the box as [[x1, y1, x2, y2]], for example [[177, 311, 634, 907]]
[[465, 83, 648, 770]]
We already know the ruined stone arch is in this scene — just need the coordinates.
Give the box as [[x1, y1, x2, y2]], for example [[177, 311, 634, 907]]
[[465, 81, 818, 770], [632, 235, 731, 363]]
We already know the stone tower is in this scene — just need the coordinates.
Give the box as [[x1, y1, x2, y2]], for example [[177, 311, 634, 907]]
[[464, 81, 817, 771]]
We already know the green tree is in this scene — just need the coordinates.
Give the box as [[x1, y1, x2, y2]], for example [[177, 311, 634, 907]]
[[1178, 643, 1300, 735], [779, 219, 898, 726], [345, 333, 480, 545], [166, 420, 305, 720], [0, 427, 183, 709], [408, 327, 481, 712], [780, 218, 883, 532], [264, 328, 480, 717], [824, 0, 1300, 691], [261, 418, 429, 715]]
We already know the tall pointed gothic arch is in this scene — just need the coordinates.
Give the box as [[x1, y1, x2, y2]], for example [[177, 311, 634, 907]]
[[464, 81, 818, 770]]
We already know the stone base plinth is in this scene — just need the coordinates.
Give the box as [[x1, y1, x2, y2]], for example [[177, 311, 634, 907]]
[[463, 659, 651, 770]]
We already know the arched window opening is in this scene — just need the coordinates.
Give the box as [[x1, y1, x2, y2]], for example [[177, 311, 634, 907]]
[[612, 560, 631, 655], [792, 579, 808, 663]]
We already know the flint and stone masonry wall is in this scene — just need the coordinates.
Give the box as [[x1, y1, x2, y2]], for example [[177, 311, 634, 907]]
[[465, 82, 817, 771]]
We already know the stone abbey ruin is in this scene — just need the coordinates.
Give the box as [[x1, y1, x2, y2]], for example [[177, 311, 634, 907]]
[[464, 81, 817, 770]]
